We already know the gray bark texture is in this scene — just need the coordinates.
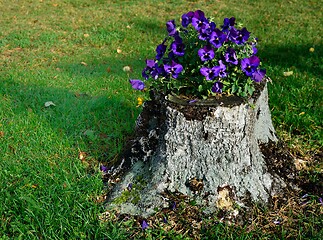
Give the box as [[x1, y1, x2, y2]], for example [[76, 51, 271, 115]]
[[105, 83, 295, 217]]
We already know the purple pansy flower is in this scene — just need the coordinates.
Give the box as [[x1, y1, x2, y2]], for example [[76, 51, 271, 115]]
[[141, 220, 149, 230], [209, 29, 227, 48], [166, 20, 177, 36], [146, 59, 155, 68], [198, 22, 216, 41], [229, 27, 250, 45], [213, 60, 227, 78], [200, 66, 217, 80], [100, 164, 108, 173], [156, 64, 167, 78], [171, 36, 185, 56], [164, 60, 183, 79], [130, 13, 267, 99], [221, 17, 235, 32], [212, 81, 223, 93], [241, 56, 260, 77], [156, 43, 167, 60], [225, 48, 238, 65], [252, 68, 266, 82], [129, 79, 145, 90], [240, 28, 250, 42], [181, 11, 194, 27], [141, 59, 154, 79], [191, 10, 208, 31], [193, 10, 205, 19], [198, 45, 215, 61], [142, 59, 158, 80]]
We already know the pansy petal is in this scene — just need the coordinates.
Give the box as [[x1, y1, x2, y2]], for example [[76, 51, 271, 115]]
[[129, 79, 145, 90]]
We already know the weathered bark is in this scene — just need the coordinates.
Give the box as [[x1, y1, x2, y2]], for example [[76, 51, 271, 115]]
[[105, 83, 296, 217]]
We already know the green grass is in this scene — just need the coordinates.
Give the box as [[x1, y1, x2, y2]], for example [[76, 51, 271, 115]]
[[0, 0, 322, 239]]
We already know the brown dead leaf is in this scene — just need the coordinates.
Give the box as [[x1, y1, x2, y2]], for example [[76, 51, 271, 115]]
[[123, 66, 132, 72], [117, 48, 122, 54], [83, 33, 90, 38], [106, 67, 111, 73], [294, 158, 308, 170], [78, 151, 87, 161], [44, 101, 56, 107], [80, 61, 88, 66], [216, 185, 235, 210], [0, 131, 4, 138], [283, 71, 293, 77]]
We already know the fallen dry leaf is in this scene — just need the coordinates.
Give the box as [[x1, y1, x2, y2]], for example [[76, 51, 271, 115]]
[[80, 61, 88, 66], [44, 101, 56, 107], [117, 48, 122, 54], [283, 71, 293, 77], [0, 131, 4, 138], [123, 66, 132, 72], [78, 151, 87, 161], [294, 158, 308, 170], [83, 33, 90, 38]]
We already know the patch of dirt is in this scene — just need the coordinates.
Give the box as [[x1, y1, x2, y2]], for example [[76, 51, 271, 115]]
[[260, 141, 297, 183], [100, 185, 322, 239]]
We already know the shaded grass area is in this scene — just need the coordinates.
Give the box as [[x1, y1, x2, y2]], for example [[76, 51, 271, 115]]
[[0, 0, 322, 239]]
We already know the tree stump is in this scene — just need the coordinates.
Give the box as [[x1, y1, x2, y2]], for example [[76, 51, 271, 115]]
[[105, 82, 296, 217]]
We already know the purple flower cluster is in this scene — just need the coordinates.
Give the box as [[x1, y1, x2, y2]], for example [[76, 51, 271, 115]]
[[130, 10, 267, 98]]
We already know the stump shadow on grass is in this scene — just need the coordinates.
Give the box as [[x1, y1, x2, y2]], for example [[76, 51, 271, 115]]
[[0, 76, 137, 165], [52, 57, 146, 160]]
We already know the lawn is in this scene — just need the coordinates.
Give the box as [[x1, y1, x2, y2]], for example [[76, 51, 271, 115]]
[[0, 0, 322, 239]]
